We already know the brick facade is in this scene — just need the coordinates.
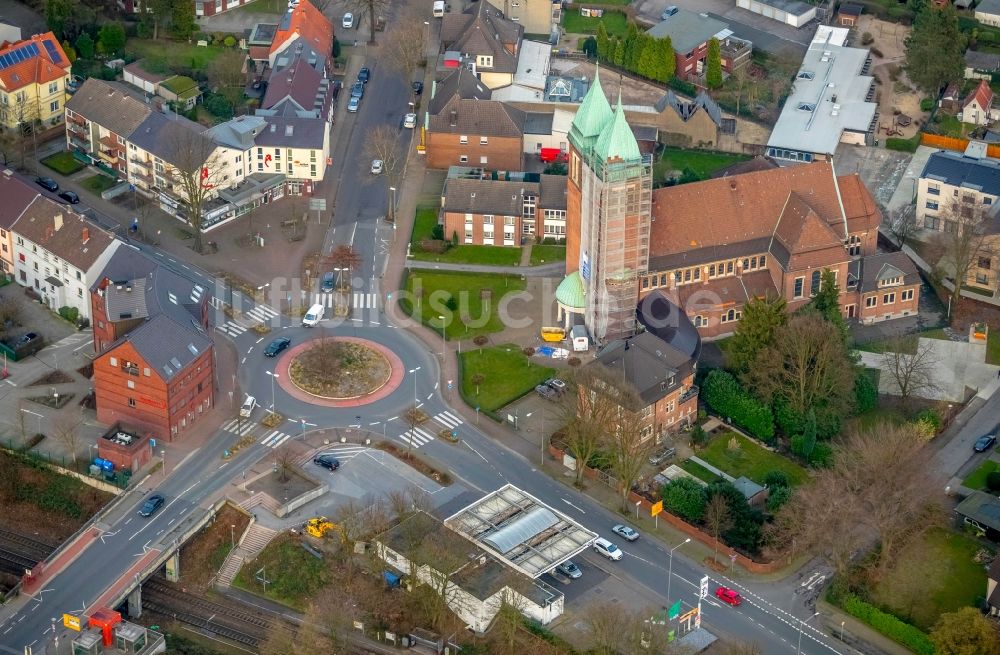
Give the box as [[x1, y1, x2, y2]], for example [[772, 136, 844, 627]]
[[425, 133, 524, 171]]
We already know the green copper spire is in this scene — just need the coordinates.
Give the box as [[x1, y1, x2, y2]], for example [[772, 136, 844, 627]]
[[569, 64, 613, 146], [593, 89, 641, 163]]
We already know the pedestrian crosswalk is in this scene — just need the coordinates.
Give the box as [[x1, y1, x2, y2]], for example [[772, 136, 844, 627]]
[[261, 430, 293, 449], [245, 304, 279, 324], [312, 292, 379, 309], [220, 418, 293, 449], [398, 425, 435, 449], [217, 321, 247, 337], [433, 411, 463, 430], [313, 444, 370, 461], [221, 418, 256, 436], [215, 303, 279, 338]]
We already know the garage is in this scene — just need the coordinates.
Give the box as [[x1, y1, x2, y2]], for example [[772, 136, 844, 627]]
[[736, 0, 817, 27]]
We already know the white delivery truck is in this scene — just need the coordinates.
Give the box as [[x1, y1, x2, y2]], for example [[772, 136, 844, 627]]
[[302, 303, 325, 327], [432, 0, 445, 17], [571, 325, 589, 352]]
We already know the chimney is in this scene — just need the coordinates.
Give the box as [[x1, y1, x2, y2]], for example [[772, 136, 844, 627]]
[[449, 110, 458, 126], [81, 227, 90, 244], [53, 213, 63, 232], [729, 181, 737, 191]]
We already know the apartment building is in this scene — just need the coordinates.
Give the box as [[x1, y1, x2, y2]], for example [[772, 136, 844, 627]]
[[441, 173, 567, 245], [647, 9, 752, 81], [0, 171, 40, 276], [485, 0, 560, 35], [441, 2, 524, 90], [0, 32, 71, 131], [11, 197, 121, 321], [916, 147, 1000, 229], [90, 245, 213, 441]]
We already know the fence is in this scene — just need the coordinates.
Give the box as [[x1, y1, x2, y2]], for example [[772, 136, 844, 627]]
[[920, 132, 1000, 158], [2, 442, 130, 491]]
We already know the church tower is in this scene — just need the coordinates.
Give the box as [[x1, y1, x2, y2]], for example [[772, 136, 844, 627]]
[[563, 70, 653, 344]]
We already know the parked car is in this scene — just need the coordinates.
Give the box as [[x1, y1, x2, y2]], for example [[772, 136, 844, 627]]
[[321, 271, 336, 292], [330, 80, 342, 101], [593, 537, 623, 561], [535, 384, 558, 400], [264, 336, 291, 357], [342, 12, 355, 28], [35, 177, 58, 192], [358, 67, 370, 83], [16, 332, 39, 346], [313, 454, 341, 471], [661, 5, 678, 19], [545, 378, 567, 394], [138, 494, 165, 517], [974, 433, 997, 452], [715, 586, 742, 606], [240, 395, 256, 418], [351, 81, 365, 98], [412, 81, 424, 95], [347, 96, 360, 113], [403, 113, 417, 129], [371, 159, 384, 175], [555, 560, 582, 579], [57, 190, 80, 204], [612, 524, 640, 542], [649, 447, 676, 467]]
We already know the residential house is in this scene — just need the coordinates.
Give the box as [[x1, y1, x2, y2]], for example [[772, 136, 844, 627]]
[[268, 0, 334, 70], [90, 240, 213, 441], [65, 79, 153, 178], [849, 252, 921, 324], [964, 50, 1000, 81], [426, 68, 526, 171], [976, 0, 1000, 28], [258, 58, 336, 123], [0, 32, 71, 130], [647, 9, 751, 81], [441, 173, 567, 245], [485, 0, 560, 36], [11, 197, 121, 321], [960, 79, 997, 126], [736, 0, 816, 27], [117, 0, 257, 17], [766, 25, 876, 163], [915, 147, 1000, 229], [588, 330, 699, 442], [441, 2, 524, 90], [156, 76, 201, 111], [122, 60, 170, 95], [0, 171, 40, 276]]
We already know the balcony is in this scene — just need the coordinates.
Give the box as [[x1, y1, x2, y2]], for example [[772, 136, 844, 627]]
[[722, 38, 752, 70], [678, 385, 699, 404], [98, 149, 119, 165], [130, 157, 151, 170], [67, 121, 87, 138], [69, 136, 90, 151]]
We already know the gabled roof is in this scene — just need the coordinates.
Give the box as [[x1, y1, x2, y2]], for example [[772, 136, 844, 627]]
[[428, 67, 492, 115], [539, 174, 567, 209], [443, 178, 539, 215], [0, 32, 69, 92], [428, 95, 525, 137], [919, 149, 1000, 192], [13, 197, 117, 272], [441, 2, 523, 74], [965, 49, 1000, 72], [271, 0, 334, 60], [654, 90, 723, 127], [128, 111, 209, 163], [591, 331, 695, 408], [0, 170, 39, 230], [254, 115, 327, 148], [123, 60, 170, 85], [646, 9, 730, 55], [94, 246, 212, 382], [261, 62, 325, 114], [964, 79, 994, 110], [207, 115, 268, 150], [955, 490, 1000, 532], [650, 162, 879, 267], [66, 79, 153, 137], [769, 191, 845, 269], [855, 251, 920, 292]]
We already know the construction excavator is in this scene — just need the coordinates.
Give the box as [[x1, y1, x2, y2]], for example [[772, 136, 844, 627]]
[[305, 517, 337, 539]]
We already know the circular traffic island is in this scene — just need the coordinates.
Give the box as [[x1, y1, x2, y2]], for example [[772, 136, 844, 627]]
[[288, 338, 391, 400]]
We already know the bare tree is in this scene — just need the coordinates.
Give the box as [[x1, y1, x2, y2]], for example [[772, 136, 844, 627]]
[[258, 620, 295, 655], [1, 92, 40, 169], [384, 9, 428, 85], [0, 297, 22, 341], [879, 337, 939, 408], [768, 422, 943, 580], [327, 244, 361, 290], [165, 125, 225, 254], [928, 200, 994, 313], [52, 407, 85, 465], [406, 521, 468, 632], [344, 0, 390, 45], [274, 443, 296, 483], [720, 641, 764, 655], [585, 602, 628, 655], [402, 404, 427, 455], [558, 366, 620, 486], [364, 124, 404, 216], [605, 382, 657, 513], [884, 204, 918, 249], [206, 48, 248, 112], [703, 494, 732, 565]]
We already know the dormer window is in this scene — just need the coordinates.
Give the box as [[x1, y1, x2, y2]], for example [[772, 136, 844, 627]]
[[797, 71, 815, 80], [879, 276, 901, 287]]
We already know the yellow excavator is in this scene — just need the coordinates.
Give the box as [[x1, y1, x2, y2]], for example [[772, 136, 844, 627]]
[[305, 517, 337, 538]]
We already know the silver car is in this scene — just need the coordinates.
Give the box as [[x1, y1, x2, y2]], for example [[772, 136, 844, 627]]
[[555, 560, 582, 579], [612, 524, 640, 542], [535, 384, 558, 400]]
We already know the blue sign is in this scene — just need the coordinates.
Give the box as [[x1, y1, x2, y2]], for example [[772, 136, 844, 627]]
[[451, 429, 457, 438], [448, 381, 453, 390], [129, 184, 136, 192], [581, 253, 591, 281], [149, 438, 156, 448]]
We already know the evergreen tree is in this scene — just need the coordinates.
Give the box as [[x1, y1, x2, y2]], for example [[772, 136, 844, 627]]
[[623, 22, 641, 72], [172, 0, 197, 40], [97, 23, 126, 57], [658, 37, 676, 81], [706, 37, 723, 88], [727, 294, 787, 375], [75, 32, 94, 61], [905, 3, 963, 92], [596, 23, 610, 62], [612, 37, 625, 67], [637, 34, 658, 80]]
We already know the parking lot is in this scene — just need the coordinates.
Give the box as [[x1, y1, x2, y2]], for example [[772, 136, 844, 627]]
[[500, 378, 567, 438]]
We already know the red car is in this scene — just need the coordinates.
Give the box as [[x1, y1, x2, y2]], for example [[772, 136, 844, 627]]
[[715, 586, 742, 606]]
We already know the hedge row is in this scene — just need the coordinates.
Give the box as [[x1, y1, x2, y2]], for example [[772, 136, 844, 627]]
[[885, 135, 920, 153], [701, 370, 774, 442], [842, 595, 935, 655]]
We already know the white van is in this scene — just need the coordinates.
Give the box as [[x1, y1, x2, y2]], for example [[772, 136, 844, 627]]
[[302, 303, 325, 327], [240, 395, 256, 418], [593, 538, 623, 561], [432, 1, 445, 17], [571, 325, 589, 352]]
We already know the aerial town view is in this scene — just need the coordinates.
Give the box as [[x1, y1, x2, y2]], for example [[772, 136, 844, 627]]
[[1, 0, 1000, 653]]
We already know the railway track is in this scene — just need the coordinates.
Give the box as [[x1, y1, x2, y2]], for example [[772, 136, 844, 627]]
[[0, 529, 56, 561], [143, 578, 273, 631], [142, 601, 261, 649]]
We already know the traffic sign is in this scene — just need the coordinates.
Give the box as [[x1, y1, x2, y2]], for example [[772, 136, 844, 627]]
[[451, 429, 457, 438], [651, 500, 663, 517], [699, 575, 709, 600], [308, 198, 327, 211], [447, 379, 453, 390]]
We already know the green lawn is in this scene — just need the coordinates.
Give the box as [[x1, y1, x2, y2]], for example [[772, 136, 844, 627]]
[[699, 432, 809, 486], [847, 404, 909, 433], [124, 39, 225, 73], [40, 152, 84, 176], [459, 344, 553, 412], [561, 8, 629, 38], [412, 245, 522, 266], [935, 114, 978, 139], [230, 0, 285, 14], [402, 270, 526, 340], [988, 329, 1000, 366], [80, 175, 118, 195], [410, 205, 438, 245], [962, 459, 999, 490], [232, 533, 328, 611], [679, 459, 720, 484], [530, 245, 567, 266], [870, 529, 990, 631], [655, 148, 750, 184]]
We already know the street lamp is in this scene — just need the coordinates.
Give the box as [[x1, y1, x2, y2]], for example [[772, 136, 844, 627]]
[[230, 524, 236, 549], [265, 370, 279, 417], [388, 186, 397, 224], [408, 366, 421, 407], [796, 612, 820, 655], [666, 538, 691, 607], [161, 449, 166, 480], [438, 314, 446, 355]]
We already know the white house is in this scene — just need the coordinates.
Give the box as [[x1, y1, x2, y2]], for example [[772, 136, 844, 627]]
[[11, 197, 121, 321], [976, 0, 1000, 28]]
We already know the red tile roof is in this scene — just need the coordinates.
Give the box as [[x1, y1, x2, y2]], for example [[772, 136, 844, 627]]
[[270, 0, 334, 57], [0, 32, 70, 92], [965, 79, 994, 111]]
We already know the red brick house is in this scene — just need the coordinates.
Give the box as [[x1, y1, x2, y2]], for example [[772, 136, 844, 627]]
[[90, 247, 214, 441], [441, 174, 567, 245], [850, 252, 921, 324]]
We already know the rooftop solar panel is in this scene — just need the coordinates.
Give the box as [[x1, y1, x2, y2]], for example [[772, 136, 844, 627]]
[[43, 40, 62, 65], [0, 43, 39, 71]]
